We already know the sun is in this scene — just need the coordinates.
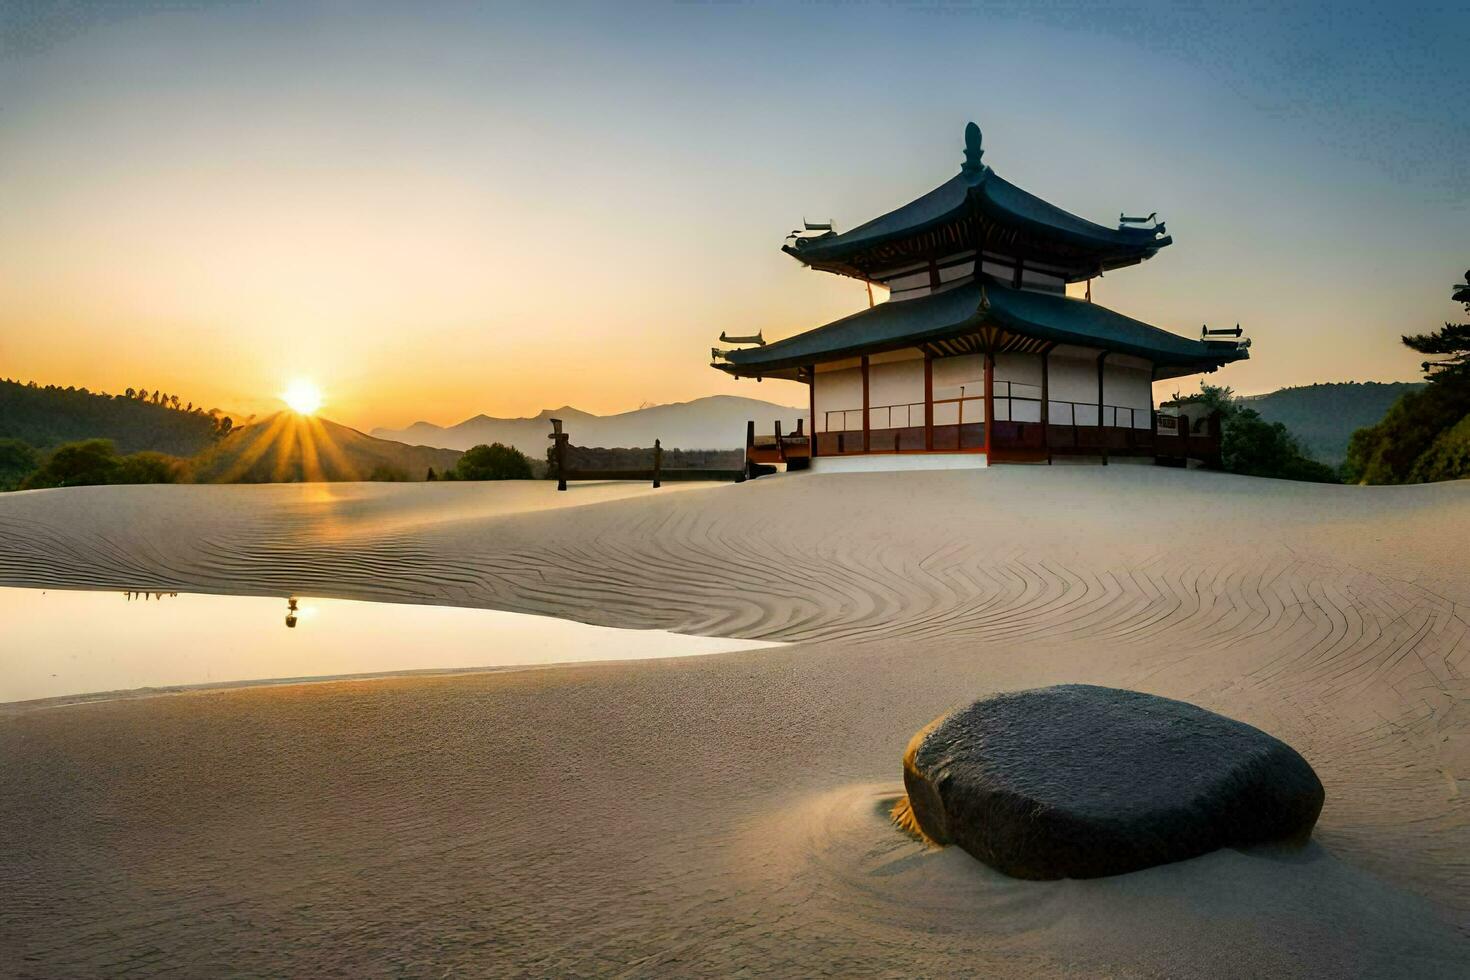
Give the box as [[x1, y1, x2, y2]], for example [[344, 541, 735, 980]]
[[281, 378, 324, 416]]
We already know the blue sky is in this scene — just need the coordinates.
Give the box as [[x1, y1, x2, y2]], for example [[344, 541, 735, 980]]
[[2, 1, 1466, 426]]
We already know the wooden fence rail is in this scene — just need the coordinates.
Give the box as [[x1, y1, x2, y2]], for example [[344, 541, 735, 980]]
[[548, 419, 746, 491]]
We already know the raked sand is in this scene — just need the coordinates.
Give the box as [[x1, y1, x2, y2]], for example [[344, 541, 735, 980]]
[[1, 469, 1467, 976]]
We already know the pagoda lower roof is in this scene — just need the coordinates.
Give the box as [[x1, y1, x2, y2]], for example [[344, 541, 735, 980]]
[[784, 123, 1171, 279], [714, 278, 1248, 380]]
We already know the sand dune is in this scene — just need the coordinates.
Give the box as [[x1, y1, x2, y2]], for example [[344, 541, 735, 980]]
[[1, 469, 1467, 975]]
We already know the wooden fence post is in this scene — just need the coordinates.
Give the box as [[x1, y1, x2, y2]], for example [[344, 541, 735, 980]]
[[652, 438, 662, 488], [550, 418, 567, 491], [744, 419, 755, 479]]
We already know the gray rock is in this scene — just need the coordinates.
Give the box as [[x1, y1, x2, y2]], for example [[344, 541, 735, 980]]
[[899, 685, 1324, 879]]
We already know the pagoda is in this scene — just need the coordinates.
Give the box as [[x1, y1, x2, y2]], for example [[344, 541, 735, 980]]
[[712, 122, 1249, 470]]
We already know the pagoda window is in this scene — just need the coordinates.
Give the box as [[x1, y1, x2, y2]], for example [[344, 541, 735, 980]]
[[885, 268, 933, 301], [976, 252, 1077, 295], [930, 353, 987, 451], [980, 257, 1016, 282], [937, 260, 973, 285], [876, 252, 976, 303], [1102, 354, 1155, 429], [993, 353, 1044, 424], [1020, 268, 1066, 295], [812, 359, 864, 442], [865, 349, 927, 451], [1047, 347, 1102, 426]]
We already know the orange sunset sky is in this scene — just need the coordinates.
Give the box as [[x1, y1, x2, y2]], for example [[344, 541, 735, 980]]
[[2, 3, 1465, 431]]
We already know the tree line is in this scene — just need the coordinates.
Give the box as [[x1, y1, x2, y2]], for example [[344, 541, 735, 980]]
[[1343, 270, 1470, 484], [427, 443, 534, 481], [1165, 384, 1340, 483]]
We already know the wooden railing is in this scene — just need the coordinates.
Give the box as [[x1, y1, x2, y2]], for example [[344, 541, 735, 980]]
[[550, 419, 746, 490], [823, 397, 984, 433], [746, 418, 811, 475], [787, 393, 1223, 467], [1152, 410, 1223, 467]]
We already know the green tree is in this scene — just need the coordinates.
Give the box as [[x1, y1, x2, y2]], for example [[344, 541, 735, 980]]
[[1346, 269, 1470, 483], [18, 439, 183, 489], [22, 439, 122, 488], [0, 438, 39, 490], [1170, 383, 1338, 483], [114, 451, 181, 484], [1221, 410, 1339, 483], [453, 442, 533, 480], [1404, 269, 1470, 380]]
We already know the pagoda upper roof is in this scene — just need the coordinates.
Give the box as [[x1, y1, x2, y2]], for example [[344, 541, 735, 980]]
[[714, 278, 1247, 381], [784, 123, 1171, 281]]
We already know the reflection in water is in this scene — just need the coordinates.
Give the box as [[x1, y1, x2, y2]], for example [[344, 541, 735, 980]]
[[1, 587, 780, 704]]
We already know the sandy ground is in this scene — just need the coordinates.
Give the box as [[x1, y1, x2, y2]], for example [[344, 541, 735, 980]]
[[1, 469, 1467, 977]]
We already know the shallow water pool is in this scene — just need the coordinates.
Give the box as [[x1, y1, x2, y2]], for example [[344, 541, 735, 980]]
[[0, 587, 779, 705]]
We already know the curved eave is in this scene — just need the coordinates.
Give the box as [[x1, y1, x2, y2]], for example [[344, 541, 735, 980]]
[[714, 279, 1248, 378], [785, 170, 1170, 278]]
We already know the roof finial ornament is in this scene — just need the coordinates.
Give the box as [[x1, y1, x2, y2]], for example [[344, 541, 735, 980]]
[[962, 121, 986, 179]]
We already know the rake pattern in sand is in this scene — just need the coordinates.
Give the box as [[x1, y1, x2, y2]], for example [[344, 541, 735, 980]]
[[1, 471, 1466, 975]]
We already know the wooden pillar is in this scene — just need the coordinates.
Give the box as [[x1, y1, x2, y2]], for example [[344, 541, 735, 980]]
[[652, 438, 662, 489], [1041, 348, 1051, 464], [807, 366, 818, 458], [774, 420, 784, 464], [923, 352, 934, 452], [983, 352, 995, 456], [861, 355, 870, 454], [744, 419, 755, 479], [1096, 351, 1109, 466]]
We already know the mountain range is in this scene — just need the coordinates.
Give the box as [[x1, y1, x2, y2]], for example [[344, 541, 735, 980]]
[[375, 384, 1417, 466], [1242, 382, 1424, 464], [4, 379, 1419, 483], [193, 413, 462, 483], [371, 395, 808, 456]]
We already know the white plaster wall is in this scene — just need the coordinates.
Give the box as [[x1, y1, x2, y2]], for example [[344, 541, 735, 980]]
[[868, 359, 925, 429], [1104, 361, 1155, 428], [994, 352, 1043, 388], [997, 398, 1042, 423], [1109, 353, 1152, 372], [1047, 353, 1098, 424], [813, 367, 862, 433], [869, 348, 924, 366], [932, 353, 983, 399], [995, 352, 1044, 422], [932, 353, 984, 425], [812, 452, 987, 474]]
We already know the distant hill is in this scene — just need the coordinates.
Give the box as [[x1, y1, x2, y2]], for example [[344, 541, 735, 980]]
[[373, 395, 808, 456], [0, 378, 227, 456], [1240, 382, 1424, 464], [191, 413, 461, 483]]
